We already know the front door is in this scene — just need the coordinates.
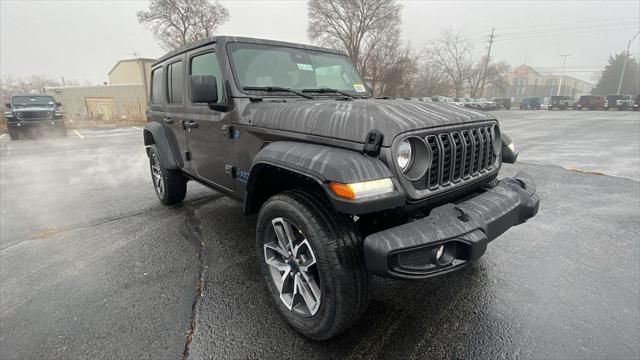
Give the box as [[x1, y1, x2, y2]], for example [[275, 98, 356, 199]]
[[184, 48, 234, 191]]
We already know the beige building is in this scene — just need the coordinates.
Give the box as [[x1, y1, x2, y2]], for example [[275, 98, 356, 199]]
[[44, 58, 156, 122], [487, 64, 594, 103]]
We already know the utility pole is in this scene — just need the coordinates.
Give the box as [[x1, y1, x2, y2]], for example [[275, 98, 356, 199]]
[[557, 53, 571, 96], [617, 30, 640, 95], [479, 27, 495, 97]]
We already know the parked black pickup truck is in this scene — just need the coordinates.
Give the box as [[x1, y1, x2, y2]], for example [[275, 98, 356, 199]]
[[142, 36, 539, 340], [4, 95, 66, 140]]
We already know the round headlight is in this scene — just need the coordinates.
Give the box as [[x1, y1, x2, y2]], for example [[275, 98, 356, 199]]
[[397, 140, 412, 171], [491, 125, 501, 154]]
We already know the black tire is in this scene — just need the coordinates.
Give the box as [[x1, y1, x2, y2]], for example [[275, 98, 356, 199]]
[[256, 190, 369, 340], [7, 128, 20, 140], [147, 144, 187, 205]]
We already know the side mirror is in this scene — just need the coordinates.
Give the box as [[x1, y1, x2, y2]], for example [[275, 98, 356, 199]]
[[5, 103, 10, 109], [189, 75, 218, 104], [56, 102, 62, 107]]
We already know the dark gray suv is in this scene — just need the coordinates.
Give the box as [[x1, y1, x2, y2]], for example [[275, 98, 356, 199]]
[[4, 95, 66, 140], [143, 36, 539, 340]]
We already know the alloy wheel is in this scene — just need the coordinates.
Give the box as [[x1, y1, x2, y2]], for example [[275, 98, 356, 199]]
[[151, 153, 164, 197], [263, 217, 322, 316]]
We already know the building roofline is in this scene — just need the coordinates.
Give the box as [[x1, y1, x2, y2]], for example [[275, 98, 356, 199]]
[[44, 83, 144, 90], [108, 58, 156, 76]]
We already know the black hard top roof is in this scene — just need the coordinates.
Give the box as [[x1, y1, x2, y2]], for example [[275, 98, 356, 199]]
[[154, 35, 347, 65]]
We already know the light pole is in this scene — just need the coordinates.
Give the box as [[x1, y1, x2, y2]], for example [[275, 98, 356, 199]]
[[557, 54, 571, 96], [617, 30, 640, 95]]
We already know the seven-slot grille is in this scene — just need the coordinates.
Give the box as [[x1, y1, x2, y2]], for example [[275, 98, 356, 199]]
[[18, 111, 53, 120], [413, 125, 496, 191]]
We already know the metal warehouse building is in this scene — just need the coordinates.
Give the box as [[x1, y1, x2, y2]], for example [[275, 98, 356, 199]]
[[45, 84, 146, 122], [44, 58, 155, 122]]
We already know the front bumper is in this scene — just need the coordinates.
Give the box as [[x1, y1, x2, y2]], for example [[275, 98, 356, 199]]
[[7, 119, 63, 128], [363, 172, 539, 279]]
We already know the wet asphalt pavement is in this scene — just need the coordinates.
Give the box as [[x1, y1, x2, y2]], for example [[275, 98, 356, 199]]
[[1, 110, 639, 359]]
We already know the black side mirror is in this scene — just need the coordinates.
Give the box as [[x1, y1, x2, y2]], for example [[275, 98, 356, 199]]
[[190, 75, 218, 104], [5, 103, 10, 109], [56, 102, 62, 107]]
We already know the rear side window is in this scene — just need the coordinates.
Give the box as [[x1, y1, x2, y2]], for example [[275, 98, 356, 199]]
[[167, 61, 184, 104], [191, 52, 223, 103], [150, 68, 163, 104]]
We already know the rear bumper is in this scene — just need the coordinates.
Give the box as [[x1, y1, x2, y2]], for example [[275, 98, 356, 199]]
[[363, 172, 540, 279]]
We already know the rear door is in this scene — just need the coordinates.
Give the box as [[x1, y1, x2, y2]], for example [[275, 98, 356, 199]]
[[184, 46, 235, 191], [149, 62, 190, 170]]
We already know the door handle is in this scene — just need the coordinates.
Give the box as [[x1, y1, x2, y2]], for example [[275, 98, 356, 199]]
[[182, 120, 199, 129], [162, 117, 173, 124]]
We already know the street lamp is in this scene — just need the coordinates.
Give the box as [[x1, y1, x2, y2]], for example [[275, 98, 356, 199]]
[[617, 30, 640, 95], [557, 54, 571, 96]]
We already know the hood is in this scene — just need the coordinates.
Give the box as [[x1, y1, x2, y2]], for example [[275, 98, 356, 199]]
[[241, 99, 494, 146]]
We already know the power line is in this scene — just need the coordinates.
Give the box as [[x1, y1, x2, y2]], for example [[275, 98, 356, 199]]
[[495, 26, 638, 41]]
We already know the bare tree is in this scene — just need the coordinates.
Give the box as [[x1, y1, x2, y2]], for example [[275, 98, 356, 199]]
[[307, 0, 402, 79], [378, 43, 420, 97], [137, 0, 229, 51], [424, 29, 474, 98], [0, 75, 63, 100]]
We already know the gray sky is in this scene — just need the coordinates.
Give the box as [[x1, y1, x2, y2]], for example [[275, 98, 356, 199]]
[[1, 0, 638, 84]]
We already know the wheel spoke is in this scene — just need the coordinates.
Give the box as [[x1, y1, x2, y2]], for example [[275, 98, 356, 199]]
[[271, 218, 294, 253], [278, 269, 294, 310], [294, 240, 316, 272], [264, 242, 288, 258], [296, 273, 321, 314]]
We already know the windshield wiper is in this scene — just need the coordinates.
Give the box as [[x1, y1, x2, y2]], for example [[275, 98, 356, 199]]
[[243, 86, 314, 99], [301, 88, 358, 99]]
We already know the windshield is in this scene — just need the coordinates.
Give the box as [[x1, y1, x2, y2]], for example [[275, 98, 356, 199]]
[[227, 42, 369, 96], [12, 96, 55, 108]]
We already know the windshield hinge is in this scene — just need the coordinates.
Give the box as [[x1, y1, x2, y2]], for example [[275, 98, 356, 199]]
[[363, 129, 383, 156]]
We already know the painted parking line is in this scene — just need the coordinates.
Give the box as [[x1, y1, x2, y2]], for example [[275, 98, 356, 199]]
[[73, 129, 85, 139], [0, 134, 6, 139], [133, 127, 143, 131]]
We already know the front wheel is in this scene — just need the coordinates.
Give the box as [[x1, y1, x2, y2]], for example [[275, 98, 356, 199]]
[[147, 145, 186, 205], [256, 190, 369, 340], [7, 127, 20, 140]]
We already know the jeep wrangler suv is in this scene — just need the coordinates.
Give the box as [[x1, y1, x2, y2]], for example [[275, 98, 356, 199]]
[[4, 95, 66, 140], [548, 96, 575, 110], [143, 36, 539, 340]]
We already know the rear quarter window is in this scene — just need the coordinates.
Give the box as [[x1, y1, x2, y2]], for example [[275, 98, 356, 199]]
[[151, 68, 163, 104]]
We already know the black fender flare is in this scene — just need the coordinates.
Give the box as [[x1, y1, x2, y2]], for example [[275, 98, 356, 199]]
[[246, 141, 405, 215], [143, 122, 182, 169]]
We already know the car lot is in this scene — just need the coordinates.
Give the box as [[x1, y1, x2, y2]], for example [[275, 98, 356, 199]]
[[1, 110, 638, 359]]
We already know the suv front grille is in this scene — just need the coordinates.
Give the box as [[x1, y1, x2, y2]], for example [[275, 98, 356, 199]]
[[413, 124, 496, 191], [19, 111, 52, 120]]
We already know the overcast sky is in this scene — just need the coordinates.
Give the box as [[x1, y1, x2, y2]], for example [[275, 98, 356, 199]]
[[1, 0, 638, 84]]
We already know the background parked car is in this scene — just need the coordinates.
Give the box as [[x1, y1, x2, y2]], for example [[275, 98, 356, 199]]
[[634, 95, 639, 111], [478, 98, 497, 110], [575, 95, 606, 110], [520, 97, 541, 110], [604, 94, 634, 110], [548, 96, 576, 110], [491, 97, 512, 110]]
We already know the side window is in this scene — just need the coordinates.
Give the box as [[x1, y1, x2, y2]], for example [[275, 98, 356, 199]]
[[191, 52, 223, 103], [166, 61, 184, 104], [150, 68, 163, 104]]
